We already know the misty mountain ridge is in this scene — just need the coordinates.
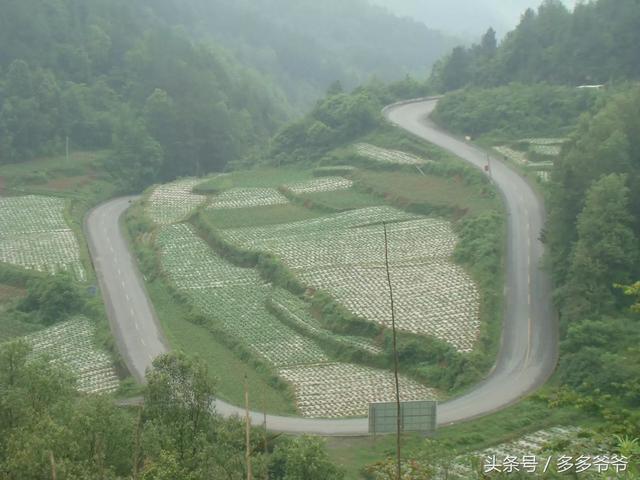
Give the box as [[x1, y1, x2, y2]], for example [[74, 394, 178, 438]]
[[367, 0, 578, 38]]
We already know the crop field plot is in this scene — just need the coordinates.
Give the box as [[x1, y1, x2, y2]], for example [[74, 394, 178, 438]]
[[354, 143, 429, 166], [208, 188, 289, 209], [298, 262, 479, 352], [279, 363, 437, 418], [494, 146, 528, 165], [146, 178, 207, 225], [447, 426, 586, 478], [530, 144, 562, 156], [535, 171, 551, 183], [157, 223, 437, 416], [269, 289, 383, 355], [221, 206, 481, 352], [23, 316, 119, 394], [473, 426, 582, 461], [283, 176, 353, 194], [157, 223, 328, 367], [520, 138, 568, 146], [0, 195, 85, 280]]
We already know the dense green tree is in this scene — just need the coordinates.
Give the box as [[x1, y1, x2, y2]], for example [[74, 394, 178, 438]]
[[269, 436, 345, 480], [431, 0, 640, 91], [143, 353, 215, 469], [562, 174, 638, 320], [433, 83, 599, 140], [1, 344, 343, 479], [18, 273, 88, 325], [109, 113, 163, 192]]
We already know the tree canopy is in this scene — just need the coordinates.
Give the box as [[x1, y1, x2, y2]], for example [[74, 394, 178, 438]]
[[431, 0, 640, 91]]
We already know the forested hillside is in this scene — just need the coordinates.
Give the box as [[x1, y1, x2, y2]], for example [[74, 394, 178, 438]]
[[368, 0, 576, 38], [546, 86, 640, 436], [0, 0, 454, 189], [0, 0, 291, 189], [430, 0, 640, 91], [146, 0, 456, 109]]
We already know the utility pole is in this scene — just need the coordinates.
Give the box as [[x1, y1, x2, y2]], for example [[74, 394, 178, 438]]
[[245, 375, 253, 480], [132, 406, 143, 480], [383, 222, 402, 480], [49, 451, 57, 480], [263, 388, 269, 480]]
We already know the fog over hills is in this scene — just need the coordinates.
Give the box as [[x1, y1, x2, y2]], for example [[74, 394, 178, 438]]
[[368, 0, 578, 38]]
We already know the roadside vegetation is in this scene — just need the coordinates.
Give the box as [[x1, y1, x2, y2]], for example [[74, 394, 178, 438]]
[[0, 345, 344, 479]]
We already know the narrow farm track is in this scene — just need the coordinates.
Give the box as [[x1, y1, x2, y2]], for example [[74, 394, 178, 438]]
[[86, 98, 557, 435]]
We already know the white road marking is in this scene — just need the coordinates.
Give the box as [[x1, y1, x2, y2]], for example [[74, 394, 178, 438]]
[[134, 322, 140, 331], [140, 338, 146, 347]]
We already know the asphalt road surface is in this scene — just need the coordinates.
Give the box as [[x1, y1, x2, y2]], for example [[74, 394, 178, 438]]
[[86, 98, 557, 435]]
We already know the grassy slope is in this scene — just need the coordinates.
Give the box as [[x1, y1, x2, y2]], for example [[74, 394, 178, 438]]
[[353, 170, 498, 217], [204, 203, 323, 229], [194, 167, 314, 193], [145, 276, 297, 415]]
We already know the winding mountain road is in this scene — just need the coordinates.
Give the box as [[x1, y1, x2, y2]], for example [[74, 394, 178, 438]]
[[86, 98, 557, 435]]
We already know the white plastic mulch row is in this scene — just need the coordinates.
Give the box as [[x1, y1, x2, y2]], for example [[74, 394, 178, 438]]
[[354, 143, 429, 165], [208, 188, 289, 210], [283, 177, 353, 194], [23, 316, 120, 394], [157, 223, 437, 417], [221, 206, 480, 352], [530, 144, 562, 157], [0, 195, 86, 280], [520, 138, 567, 145], [270, 289, 383, 355], [279, 363, 437, 418], [146, 178, 207, 225]]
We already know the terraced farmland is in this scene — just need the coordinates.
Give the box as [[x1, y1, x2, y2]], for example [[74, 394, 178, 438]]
[[0, 195, 85, 280], [146, 178, 207, 225], [269, 289, 383, 356], [520, 138, 568, 146], [530, 144, 562, 157], [156, 223, 436, 417], [23, 316, 120, 394], [283, 176, 353, 194], [354, 143, 429, 165], [279, 363, 436, 418], [221, 206, 481, 352], [208, 188, 289, 209]]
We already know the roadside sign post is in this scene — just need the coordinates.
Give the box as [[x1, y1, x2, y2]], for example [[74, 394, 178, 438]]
[[369, 400, 437, 437]]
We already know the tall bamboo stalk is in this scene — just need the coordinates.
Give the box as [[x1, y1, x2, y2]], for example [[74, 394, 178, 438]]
[[383, 222, 402, 480]]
